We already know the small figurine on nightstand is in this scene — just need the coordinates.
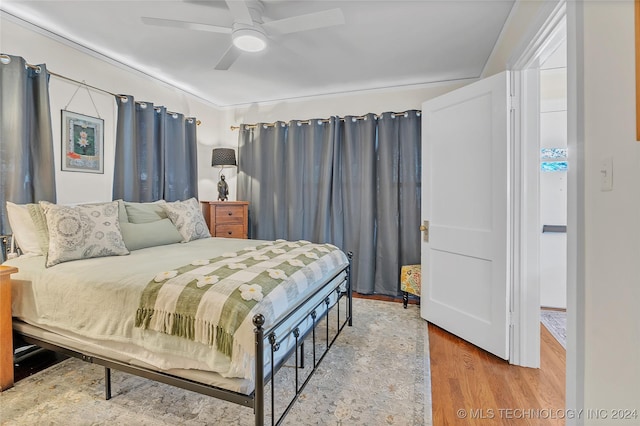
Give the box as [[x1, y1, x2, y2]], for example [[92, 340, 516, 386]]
[[217, 174, 229, 201]]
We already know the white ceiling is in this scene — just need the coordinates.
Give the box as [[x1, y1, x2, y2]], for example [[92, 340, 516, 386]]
[[1, 0, 515, 107]]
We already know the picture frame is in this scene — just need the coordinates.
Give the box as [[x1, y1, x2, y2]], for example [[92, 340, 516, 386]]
[[61, 110, 104, 173]]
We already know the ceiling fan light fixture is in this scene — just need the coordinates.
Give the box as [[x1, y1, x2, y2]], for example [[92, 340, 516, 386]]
[[232, 27, 267, 52]]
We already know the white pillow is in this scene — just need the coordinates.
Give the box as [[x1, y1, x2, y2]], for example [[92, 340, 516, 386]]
[[6, 201, 43, 256], [41, 201, 129, 267], [160, 198, 211, 243]]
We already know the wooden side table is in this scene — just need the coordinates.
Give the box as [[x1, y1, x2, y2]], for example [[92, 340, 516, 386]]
[[201, 201, 249, 239], [0, 265, 18, 391]]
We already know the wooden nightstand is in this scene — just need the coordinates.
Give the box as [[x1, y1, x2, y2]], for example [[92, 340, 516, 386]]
[[201, 201, 249, 239], [0, 265, 18, 391]]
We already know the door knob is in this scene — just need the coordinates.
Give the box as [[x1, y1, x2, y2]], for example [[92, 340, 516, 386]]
[[420, 221, 429, 242]]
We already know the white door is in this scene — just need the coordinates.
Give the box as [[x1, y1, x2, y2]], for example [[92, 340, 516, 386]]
[[420, 71, 511, 360]]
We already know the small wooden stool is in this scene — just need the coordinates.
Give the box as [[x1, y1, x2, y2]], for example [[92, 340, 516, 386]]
[[400, 265, 421, 308]]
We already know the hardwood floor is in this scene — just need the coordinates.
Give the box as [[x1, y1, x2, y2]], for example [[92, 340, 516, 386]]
[[429, 323, 566, 425]]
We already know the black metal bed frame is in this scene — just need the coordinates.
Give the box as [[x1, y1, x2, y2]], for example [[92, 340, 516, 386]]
[[13, 253, 353, 426]]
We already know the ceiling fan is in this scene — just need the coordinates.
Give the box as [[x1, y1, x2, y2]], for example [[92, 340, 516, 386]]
[[141, 0, 345, 70]]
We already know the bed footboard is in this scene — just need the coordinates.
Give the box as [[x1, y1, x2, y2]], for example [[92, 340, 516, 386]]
[[253, 251, 352, 425]]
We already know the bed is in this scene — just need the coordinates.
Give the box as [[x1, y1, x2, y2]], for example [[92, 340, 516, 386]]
[[3, 199, 352, 425]]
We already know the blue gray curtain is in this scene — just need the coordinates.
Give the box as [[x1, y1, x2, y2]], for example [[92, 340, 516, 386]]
[[237, 111, 421, 296], [0, 54, 57, 261], [375, 112, 422, 294], [338, 114, 377, 295], [112, 95, 198, 202]]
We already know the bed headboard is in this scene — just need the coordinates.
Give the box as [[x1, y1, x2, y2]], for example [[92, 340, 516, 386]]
[[0, 234, 19, 261]]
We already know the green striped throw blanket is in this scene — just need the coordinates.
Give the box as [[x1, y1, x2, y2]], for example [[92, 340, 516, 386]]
[[135, 239, 347, 377]]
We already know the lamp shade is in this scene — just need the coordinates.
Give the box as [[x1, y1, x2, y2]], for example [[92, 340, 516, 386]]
[[211, 148, 237, 167]]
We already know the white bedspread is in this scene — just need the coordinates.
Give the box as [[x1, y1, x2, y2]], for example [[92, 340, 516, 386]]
[[5, 237, 348, 388]]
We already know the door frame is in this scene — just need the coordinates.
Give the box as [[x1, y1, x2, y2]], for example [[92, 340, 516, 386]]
[[508, 1, 585, 422], [507, 0, 567, 369]]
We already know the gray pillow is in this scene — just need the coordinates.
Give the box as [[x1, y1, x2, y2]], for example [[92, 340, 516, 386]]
[[120, 219, 183, 251], [115, 199, 129, 225], [124, 201, 168, 224], [41, 201, 129, 267]]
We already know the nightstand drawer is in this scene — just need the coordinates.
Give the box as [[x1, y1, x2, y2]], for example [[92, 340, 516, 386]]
[[216, 224, 244, 238], [201, 201, 249, 239], [215, 205, 244, 224]]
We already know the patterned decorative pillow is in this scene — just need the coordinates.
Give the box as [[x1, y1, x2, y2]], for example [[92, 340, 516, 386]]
[[40, 201, 129, 267], [159, 198, 211, 243]]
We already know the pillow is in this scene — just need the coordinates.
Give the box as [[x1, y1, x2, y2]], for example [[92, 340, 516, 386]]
[[5, 202, 48, 256], [115, 199, 129, 225], [124, 201, 168, 224], [120, 219, 183, 251], [40, 201, 129, 267], [159, 198, 210, 243], [27, 203, 50, 255]]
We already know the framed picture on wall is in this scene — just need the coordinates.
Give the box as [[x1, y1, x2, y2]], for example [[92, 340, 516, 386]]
[[61, 110, 104, 173]]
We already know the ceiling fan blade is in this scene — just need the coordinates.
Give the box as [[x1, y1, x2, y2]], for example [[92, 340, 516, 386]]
[[214, 45, 241, 70], [261, 8, 344, 36], [225, 0, 253, 25], [141, 17, 231, 34], [184, 0, 227, 9]]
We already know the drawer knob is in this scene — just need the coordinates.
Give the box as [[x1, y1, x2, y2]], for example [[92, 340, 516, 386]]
[[228, 212, 232, 216], [228, 231, 232, 235]]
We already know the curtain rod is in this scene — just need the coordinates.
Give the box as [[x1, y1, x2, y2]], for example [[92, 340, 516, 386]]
[[18, 59, 201, 125], [229, 109, 421, 131]]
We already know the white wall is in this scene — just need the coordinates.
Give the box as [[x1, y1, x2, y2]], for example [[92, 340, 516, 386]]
[[225, 80, 471, 125], [579, 1, 640, 423], [0, 14, 224, 204], [482, 0, 551, 78]]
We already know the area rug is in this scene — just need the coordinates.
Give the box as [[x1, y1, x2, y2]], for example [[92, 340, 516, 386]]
[[540, 309, 567, 349], [0, 298, 432, 425]]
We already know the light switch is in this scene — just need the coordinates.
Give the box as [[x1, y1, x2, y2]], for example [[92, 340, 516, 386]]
[[600, 157, 613, 191]]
